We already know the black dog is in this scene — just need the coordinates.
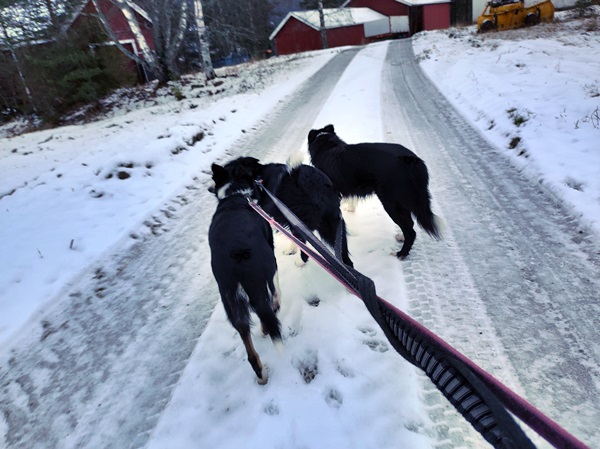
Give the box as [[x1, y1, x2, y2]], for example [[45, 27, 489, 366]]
[[208, 162, 282, 384], [307, 124, 441, 259], [222, 156, 353, 267]]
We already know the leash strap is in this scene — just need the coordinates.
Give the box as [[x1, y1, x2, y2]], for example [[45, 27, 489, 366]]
[[250, 182, 590, 449]]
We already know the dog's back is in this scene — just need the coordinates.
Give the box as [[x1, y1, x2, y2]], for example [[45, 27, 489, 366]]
[[222, 157, 353, 267], [208, 163, 282, 383], [308, 124, 440, 259], [261, 163, 340, 229], [209, 196, 277, 296]]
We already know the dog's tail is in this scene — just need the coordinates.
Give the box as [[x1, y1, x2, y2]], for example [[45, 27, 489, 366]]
[[255, 301, 283, 344], [244, 282, 283, 345], [286, 150, 306, 170], [416, 208, 444, 240], [411, 162, 443, 240]]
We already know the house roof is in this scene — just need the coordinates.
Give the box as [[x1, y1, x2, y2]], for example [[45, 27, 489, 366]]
[[65, 0, 152, 34], [0, 0, 150, 49], [269, 7, 386, 41]]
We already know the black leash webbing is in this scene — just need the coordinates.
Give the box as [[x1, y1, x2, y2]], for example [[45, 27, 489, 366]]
[[251, 182, 589, 449]]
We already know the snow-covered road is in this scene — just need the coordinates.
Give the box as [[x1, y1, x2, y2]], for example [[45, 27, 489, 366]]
[[0, 48, 362, 449], [383, 39, 600, 447], [1, 37, 599, 449]]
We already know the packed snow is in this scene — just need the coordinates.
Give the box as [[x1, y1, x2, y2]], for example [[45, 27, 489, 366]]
[[1, 8, 598, 449]]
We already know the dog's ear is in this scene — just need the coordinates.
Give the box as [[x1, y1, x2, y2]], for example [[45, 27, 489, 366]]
[[211, 163, 229, 183], [244, 157, 261, 174], [308, 129, 318, 143], [232, 157, 260, 179], [324, 124, 334, 134]]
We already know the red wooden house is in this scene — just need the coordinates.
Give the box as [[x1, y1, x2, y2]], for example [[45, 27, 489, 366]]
[[67, 0, 155, 81], [0, 0, 154, 82], [269, 7, 398, 56], [344, 0, 451, 35], [270, 0, 451, 55]]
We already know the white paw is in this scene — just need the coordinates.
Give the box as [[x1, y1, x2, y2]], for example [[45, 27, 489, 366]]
[[342, 197, 358, 212], [257, 366, 269, 385], [295, 258, 307, 268], [283, 241, 298, 255]]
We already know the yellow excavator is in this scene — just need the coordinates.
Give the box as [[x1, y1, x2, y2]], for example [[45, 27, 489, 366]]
[[477, 0, 555, 32]]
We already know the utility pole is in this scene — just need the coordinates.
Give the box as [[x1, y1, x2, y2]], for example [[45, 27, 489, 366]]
[[318, 1, 328, 49]]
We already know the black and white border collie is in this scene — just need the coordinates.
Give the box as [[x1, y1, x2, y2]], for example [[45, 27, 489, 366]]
[[208, 162, 282, 385], [222, 156, 353, 267], [308, 124, 441, 259]]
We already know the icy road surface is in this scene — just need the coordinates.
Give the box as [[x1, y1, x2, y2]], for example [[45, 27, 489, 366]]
[[1, 40, 599, 449], [383, 40, 600, 447]]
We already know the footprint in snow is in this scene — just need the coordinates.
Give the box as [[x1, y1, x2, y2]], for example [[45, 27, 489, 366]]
[[264, 401, 280, 416], [336, 363, 355, 378], [305, 295, 320, 307], [325, 388, 343, 408], [294, 350, 318, 384], [363, 339, 389, 353], [358, 326, 377, 337]]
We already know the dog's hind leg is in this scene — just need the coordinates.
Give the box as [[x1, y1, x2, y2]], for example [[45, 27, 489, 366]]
[[282, 234, 309, 266], [247, 280, 283, 345], [260, 276, 282, 337], [288, 229, 309, 266], [318, 214, 353, 267], [240, 331, 268, 384], [221, 285, 268, 383], [268, 271, 282, 314], [380, 200, 416, 259], [337, 218, 353, 267]]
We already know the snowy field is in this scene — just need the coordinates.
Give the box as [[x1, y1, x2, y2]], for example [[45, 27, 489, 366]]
[[1, 7, 599, 449], [413, 8, 600, 238]]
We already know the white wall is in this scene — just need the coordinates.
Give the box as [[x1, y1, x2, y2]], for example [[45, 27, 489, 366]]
[[364, 18, 390, 37], [473, 0, 488, 21], [390, 16, 409, 33]]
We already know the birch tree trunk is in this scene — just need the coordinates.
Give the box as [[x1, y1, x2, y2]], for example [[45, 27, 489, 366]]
[[147, 0, 188, 84], [193, 0, 215, 80]]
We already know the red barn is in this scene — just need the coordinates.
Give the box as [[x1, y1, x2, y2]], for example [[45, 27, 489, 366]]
[[270, 0, 451, 55], [270, 7, 405, 56], [0, 0, 154, 83], [345, 0, 451, 35], [67, 0, 155, 80]]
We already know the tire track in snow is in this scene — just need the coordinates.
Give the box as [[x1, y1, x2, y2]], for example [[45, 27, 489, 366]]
[[382, 39, 600, 448], [0, 48, 361, 449]]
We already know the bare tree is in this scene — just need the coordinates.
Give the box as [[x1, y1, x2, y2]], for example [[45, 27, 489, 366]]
[[0, 8, 35, 110], [192, 0, 215, 79], [116, 0, 215, 83], [91, 0, 158, 81], [202, 0, 273, 61], [143, 0, 188, 84]]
